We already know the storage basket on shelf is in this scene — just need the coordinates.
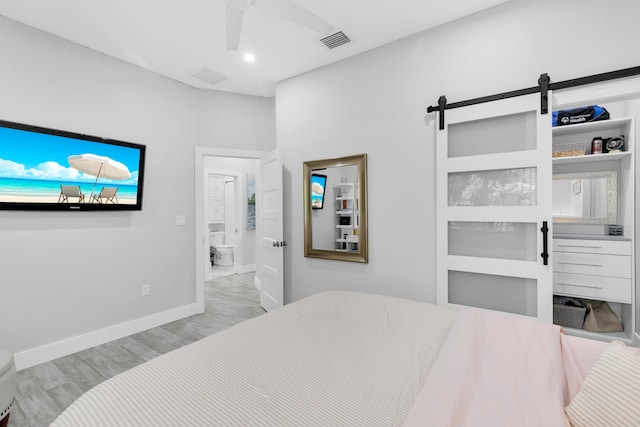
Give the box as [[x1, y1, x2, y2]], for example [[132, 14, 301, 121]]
[[552, 142, 587, 158], [553, 296, 587, 329], [553, 304, 587, 329]]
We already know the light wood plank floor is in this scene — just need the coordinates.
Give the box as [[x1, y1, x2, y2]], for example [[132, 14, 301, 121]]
[[9, 272, 264, 427]]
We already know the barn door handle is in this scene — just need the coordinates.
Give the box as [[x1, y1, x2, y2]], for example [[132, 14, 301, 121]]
[[540, 221, 549, 266]]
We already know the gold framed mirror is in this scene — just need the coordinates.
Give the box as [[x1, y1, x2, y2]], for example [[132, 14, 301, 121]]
[[303, 154, 368, 263]]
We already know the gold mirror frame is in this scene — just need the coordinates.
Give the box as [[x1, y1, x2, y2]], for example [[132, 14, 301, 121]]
[[303, 154, 368, 263]]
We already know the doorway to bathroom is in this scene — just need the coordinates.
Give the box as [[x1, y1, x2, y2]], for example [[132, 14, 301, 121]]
[[204, 156, 259, 281], [207, 172, 238, 279], [195, 147, 284, 314]]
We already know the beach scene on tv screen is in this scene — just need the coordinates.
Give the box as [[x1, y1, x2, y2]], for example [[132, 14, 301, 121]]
[[311, 175, 326, 208], [0, 126, 141, 204]]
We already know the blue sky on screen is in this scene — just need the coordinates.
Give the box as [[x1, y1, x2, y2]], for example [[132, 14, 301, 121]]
[[311, 174, 326, 194], [0, 126, 141, 184]]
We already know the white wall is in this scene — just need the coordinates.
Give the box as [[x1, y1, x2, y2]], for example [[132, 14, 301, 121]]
[[194, 90, 275, 150], [0, 16, 274, 368], [276, 0, 640, 304]]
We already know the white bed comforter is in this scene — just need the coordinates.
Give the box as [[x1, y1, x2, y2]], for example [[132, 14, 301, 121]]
[[52, 291, 457, 427]]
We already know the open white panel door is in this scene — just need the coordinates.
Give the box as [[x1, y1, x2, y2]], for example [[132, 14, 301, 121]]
[[436, 93, 553, 322], [257, 150, 284, 311]]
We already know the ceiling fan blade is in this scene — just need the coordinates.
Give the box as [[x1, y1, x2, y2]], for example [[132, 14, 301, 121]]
[[225, 5, 244, 51], [252, 0, 333, 35]]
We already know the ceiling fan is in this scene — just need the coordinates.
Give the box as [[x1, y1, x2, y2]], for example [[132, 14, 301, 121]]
[[224, 0, 334, 51]]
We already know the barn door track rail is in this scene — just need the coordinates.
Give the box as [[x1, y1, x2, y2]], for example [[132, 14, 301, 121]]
[[427, 65, 640, 130]]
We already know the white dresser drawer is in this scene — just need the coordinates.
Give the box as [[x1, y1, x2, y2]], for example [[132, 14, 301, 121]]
[[553, 239, 631, 256], [553, 252, 631, 279], [554, 272, 632, 303]]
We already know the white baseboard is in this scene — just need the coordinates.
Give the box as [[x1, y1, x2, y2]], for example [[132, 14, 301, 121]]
[[255, 274, 261, 291], [237, 263, 256, 274], [14, 303, 200, 371]]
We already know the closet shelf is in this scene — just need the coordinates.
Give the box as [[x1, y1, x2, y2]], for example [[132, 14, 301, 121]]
[[552, 117, 632, 136], [552, 151, 630, 165]]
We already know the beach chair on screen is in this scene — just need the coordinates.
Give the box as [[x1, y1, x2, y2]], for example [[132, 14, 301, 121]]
[[90, 187, 118, 204], [58, 185, 85, 203]]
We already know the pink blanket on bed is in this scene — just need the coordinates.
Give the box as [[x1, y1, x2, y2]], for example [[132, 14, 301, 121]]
[[403, 308, 579, 427]]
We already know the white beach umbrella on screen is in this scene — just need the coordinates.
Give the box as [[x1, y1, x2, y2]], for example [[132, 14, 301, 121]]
[[68, 153, 131, 197]]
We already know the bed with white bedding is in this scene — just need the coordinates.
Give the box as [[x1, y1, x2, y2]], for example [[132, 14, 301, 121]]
[[52, 291, 640, 427]]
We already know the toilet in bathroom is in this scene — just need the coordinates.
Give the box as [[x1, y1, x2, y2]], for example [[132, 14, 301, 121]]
[[210, 231, 234, 267]]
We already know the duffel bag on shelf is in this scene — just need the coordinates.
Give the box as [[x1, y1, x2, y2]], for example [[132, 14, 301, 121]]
[[552, 105, 609, 127]]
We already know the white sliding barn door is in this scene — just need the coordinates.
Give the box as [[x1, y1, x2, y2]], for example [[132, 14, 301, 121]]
[[436, 93, 553, 321]]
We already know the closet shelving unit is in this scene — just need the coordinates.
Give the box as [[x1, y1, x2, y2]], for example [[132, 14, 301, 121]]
[[551, 116, 635, 344], [335, 182, 358, 252]]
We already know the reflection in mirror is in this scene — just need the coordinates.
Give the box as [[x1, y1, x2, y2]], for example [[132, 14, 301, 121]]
[[311, 164, 358, 251], [303, 154, 367, 263], [552, 171, 617, 224]]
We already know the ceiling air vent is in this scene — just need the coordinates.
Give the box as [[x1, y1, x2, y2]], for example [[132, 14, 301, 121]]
[[193, 68, 227, 86], [320, 31, 351, 49]]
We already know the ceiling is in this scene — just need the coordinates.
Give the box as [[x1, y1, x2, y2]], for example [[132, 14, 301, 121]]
[[0, 0, 509, 97]]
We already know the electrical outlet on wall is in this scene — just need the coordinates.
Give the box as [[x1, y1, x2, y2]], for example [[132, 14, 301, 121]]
[[142, 284, 150, 296]]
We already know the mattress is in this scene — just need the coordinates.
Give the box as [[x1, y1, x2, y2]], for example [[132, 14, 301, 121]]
[[52, 291, 457, 426]]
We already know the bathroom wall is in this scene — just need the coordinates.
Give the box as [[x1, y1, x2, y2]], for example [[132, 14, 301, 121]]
[[207, 175, 226, 222], [224, 178, 236, 248]]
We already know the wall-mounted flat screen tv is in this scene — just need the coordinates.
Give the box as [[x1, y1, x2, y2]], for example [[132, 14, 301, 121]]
[[0, 119, 146, 211], [311, 173, 327, 209]]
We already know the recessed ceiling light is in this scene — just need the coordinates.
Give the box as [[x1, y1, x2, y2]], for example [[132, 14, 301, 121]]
[[243, 53, 256, 63]]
